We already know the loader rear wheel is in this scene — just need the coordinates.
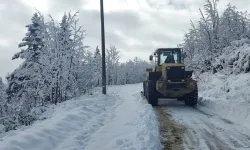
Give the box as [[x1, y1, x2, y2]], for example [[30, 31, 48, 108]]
[[147, 81, 158, 106], [185, 89, 198, 107]]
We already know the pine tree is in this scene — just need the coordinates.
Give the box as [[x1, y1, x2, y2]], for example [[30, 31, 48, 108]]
[[13, 13, 45, 61], [6, 12, 45, 125]]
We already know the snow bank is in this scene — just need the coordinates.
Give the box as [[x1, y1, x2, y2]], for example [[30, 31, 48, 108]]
[[0, 92, 115, 150], [214, 39, 250, 74], [197, 40, 250, 128], [0, 84, 161, 150], [198, 72, 250, 129]]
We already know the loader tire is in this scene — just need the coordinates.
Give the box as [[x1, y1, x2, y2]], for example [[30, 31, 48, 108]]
[[185, 88, 198, 107], [143, 81, 146, 96], [147, 81, 158, 106]]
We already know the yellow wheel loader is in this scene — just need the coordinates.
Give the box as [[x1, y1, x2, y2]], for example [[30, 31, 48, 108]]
[[142, 48, 198, 106]]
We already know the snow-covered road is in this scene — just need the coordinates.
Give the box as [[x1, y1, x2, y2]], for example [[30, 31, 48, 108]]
[[0, 84, 161, 150], [1, 82, 250, 150], [158, 99, 250, 150]]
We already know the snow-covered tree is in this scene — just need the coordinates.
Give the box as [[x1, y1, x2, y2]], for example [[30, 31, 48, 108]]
[[0, 77, 6, 118], [3, 11, 88, 129], [219, 4, 248, 48], [92, 46, 102, 86], [182, 1, 250, 73], [116, 57, 150, 84], [82, 50, 95, 89], [45, 12, 86, 103], [196, 0, 220, 70], [6, 12, 46, 125], [106, 45, 120, 85]]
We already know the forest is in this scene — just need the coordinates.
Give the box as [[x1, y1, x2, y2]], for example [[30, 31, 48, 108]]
[[0, 12, 150, 133], [182, 0, 250, 75]]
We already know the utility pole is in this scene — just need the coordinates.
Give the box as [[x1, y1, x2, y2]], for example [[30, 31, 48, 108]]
[[100, 0, 106, 94]]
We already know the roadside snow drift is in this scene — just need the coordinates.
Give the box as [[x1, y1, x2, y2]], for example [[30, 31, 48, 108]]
[[0, 84, 161, 150], [198, 72, 250, 129]]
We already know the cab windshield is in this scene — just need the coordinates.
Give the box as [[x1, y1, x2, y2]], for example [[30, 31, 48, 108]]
[[159, 50, 181, 65]]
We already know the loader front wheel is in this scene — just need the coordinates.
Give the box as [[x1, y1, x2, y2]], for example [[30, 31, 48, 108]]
[[147, 81, 158, 106], [185, 89, 198, 107]]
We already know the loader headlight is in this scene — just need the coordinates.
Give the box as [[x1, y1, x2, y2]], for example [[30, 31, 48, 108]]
[[181, 67, 185, 69], [182, 79, 185, 82], [168, 80, 171, 82]]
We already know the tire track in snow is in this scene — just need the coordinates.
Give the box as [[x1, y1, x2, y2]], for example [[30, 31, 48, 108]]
[[156, 99, 250, 150], [154, 107, 185, 150]]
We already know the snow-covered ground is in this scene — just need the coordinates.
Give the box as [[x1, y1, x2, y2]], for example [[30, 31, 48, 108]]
[[158, 72, 250, 150], [159, 99, 250, 150], [1, 72, 250, 150], [0, 84, 161, 150], [198, 72, 250, 129]]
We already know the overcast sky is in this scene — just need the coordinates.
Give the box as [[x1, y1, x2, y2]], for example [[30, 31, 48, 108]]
[[0, 0, 250, 80]]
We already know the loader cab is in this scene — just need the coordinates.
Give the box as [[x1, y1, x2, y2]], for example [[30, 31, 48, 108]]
[[149, 48, 184, 72], [154, 48, 183, 66]]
